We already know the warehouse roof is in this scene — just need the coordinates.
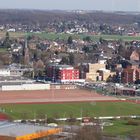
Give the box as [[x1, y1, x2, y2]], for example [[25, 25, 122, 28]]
[[0, 121, 61, 139]]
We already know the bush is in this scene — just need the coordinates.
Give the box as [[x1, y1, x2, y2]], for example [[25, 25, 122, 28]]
[[66, 118, 77, 123], [126, 120, 140, 126], [21, 120, 26, 123], [47, 117, 57, 124]]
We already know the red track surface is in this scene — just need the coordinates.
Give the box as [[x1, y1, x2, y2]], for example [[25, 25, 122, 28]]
[[0, 113, 9, 120], [0, 89, 118, 104], [0, 89, 140, 105]]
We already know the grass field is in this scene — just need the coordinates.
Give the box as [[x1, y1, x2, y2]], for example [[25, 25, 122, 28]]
[[0, 102, 140, 120], [0, 31, 140, 41], [104, 119, 140, 137], [27, 32, 140, 41], [1, 102, 140, 137]]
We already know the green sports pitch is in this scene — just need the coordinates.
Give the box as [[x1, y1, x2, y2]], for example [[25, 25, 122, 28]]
[[0, 102, 140, 120]]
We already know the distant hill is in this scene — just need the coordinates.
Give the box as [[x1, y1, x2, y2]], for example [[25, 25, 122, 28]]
[[0, 9, 140, 25]]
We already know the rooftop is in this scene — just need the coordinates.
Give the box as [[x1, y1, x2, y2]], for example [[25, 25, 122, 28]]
[[48, 64, 74, 69], [0, 121, 61, 139]]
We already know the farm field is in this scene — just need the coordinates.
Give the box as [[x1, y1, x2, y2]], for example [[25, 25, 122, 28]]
[[0, 31, 25, 38], [0, 102, 140, 120]]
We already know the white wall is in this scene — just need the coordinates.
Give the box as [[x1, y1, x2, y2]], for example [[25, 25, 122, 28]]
[[23, 84, 50, 90], [2, 84, 50, 91], [2, 85, 23, 91]]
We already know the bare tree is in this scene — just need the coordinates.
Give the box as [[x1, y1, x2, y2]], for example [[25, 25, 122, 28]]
[[73, 126, 102, 140]]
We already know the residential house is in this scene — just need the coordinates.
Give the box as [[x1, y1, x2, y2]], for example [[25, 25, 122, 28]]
[[121, 66, 140, 83], [130, 50, 139, 61]]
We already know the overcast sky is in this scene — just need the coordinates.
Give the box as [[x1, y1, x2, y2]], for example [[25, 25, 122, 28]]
[[0, 0, 140, 11]]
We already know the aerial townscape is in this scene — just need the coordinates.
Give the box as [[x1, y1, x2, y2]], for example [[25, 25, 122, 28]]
[[0, 0, 140, 140]]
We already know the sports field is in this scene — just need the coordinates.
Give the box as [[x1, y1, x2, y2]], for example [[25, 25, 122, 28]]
[[0, 89, 139, 119], [0, 89, 140, 137], [0, 89, 117, 104], [0, 102, 140, 120]]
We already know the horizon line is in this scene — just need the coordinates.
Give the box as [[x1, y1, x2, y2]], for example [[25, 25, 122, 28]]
[[0, 8, 140, 13]]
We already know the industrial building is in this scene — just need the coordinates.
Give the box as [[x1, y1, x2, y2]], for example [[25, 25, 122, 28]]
[[0, 121, 62, 140]]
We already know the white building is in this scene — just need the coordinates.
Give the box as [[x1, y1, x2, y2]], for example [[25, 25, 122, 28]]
[[0, 69, 10, 76]]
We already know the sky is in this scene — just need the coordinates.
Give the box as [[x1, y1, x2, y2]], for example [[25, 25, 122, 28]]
[[0, 0, 140, 12]]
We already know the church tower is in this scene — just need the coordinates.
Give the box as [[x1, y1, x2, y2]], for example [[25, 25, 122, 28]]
[[23, 39, 30, 65]]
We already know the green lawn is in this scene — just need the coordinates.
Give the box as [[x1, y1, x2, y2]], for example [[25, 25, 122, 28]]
[[0, 48, 8, 53], [0, 102, 140, 120]]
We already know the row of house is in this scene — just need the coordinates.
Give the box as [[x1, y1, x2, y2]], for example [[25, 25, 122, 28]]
[[45, 58, 140, 84], [1, 61, 140, 84], [1, 60, 140, 84]]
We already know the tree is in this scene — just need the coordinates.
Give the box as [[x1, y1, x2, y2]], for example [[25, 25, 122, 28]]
[[3, 32, 11, 48], [99, 37, 103, 44], [67, 36, 73, 44], [33, 60, 45, 77], [60, 56, 69, 64], [27, 35, 32, 41], [69, 53, 75, 65], [82, 45, 89, 53], [117, 44, 125, 56], [0, 54, 12, 65], [24, 47, 30, 65], [54, 50, 59, 55], [74, 126, 102, 140], [34, 59, 45, 69], [83, 36, 91, 42]]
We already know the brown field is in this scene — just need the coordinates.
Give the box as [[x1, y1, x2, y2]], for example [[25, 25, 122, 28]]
[[0, 31, 24, 38], [0, 89, 118, 104]]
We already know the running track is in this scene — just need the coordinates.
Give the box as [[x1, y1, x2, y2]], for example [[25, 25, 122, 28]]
[[0, 89, 118, 104], [0, 89, 140, 104]]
